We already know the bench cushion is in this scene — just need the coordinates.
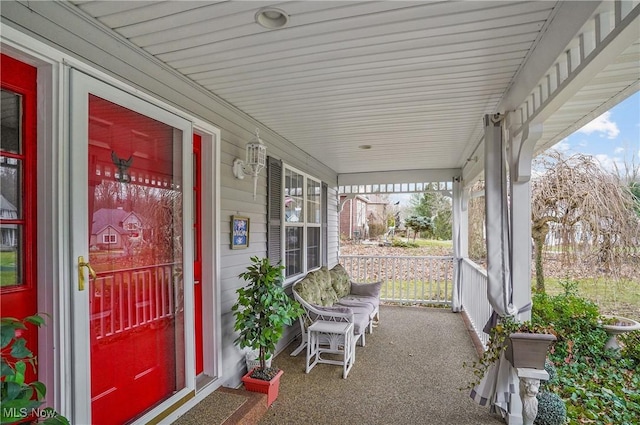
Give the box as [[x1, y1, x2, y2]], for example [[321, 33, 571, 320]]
[[329, 264, 351, 298], [296, 273, 323, 305], [337, 295, 379, 312], [350, 280, 382, 298]]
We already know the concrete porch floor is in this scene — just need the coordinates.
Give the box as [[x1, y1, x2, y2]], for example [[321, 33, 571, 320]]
[[258, 305, 504, 425]]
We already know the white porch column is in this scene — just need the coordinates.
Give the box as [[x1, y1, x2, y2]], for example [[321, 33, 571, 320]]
[[451, 177, 468, 312], [507, 119, 543, 322]]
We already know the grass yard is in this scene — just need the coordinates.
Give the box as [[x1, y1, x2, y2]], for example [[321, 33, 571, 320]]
[[0, 250, 18, 286], [543, 277, 640, 322], [409, 239, 453, 248], [342, 238, 640, 321], [381, 279, 450, 304]]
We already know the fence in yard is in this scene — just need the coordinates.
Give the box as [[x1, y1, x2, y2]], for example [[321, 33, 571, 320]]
[[459, 258, 491, 348], [339, 255, 454, 306]]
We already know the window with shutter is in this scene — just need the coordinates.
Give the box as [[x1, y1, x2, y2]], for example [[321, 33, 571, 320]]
[[267, 159, 325, 280]]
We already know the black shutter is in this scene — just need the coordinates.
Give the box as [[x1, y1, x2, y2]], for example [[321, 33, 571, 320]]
[[322, 182, 328, 267], [267, 156, 283, 266]]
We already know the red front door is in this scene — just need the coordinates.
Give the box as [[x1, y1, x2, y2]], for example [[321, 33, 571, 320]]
[[86, 93, 185, 425], [0, 54, 38, 374]]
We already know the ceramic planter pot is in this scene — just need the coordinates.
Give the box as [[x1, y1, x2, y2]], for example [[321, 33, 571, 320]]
[[241, 368, 284, 407], [505, 333, 556, 369]]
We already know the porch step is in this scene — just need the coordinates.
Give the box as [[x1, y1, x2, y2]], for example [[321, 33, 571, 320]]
[[172, 387, 268, 425]]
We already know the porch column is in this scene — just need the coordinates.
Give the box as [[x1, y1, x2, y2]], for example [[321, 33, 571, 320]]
[[484, 112, 522, 425], [451, 176, 468, 312]]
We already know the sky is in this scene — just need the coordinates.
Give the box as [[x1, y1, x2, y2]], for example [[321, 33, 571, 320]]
[[551, 90, 640, 175]]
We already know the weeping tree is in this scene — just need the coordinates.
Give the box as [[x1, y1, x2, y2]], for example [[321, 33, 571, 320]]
[[530, 151, 639, 293], [468, 181, 486, 261]]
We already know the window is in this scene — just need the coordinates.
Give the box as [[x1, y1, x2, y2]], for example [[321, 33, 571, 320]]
[[102, 234, 117, 244], [283, 166, 321, 278], [267, 158, 326, 279]]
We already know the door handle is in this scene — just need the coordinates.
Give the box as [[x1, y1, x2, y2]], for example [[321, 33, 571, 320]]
[[78, 255, 97, 291]]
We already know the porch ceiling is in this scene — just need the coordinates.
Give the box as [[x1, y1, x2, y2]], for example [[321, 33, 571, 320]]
[[68, 1, 639, 179]]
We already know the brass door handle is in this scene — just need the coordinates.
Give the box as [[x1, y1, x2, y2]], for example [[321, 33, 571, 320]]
[[78, 256, 97, 291]]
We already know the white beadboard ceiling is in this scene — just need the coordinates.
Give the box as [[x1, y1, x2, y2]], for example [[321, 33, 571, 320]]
[[68, 1, 639, 176]]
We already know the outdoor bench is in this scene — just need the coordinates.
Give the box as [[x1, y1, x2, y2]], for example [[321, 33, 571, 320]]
[[290, 264, 381, 356]]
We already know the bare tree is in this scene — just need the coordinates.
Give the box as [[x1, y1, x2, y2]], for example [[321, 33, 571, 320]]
[[531, 151, 639, 293], [468, 181, 486, 261]]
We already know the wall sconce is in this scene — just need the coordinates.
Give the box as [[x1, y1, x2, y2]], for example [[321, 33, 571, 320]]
[[233, 129, 267, 199]]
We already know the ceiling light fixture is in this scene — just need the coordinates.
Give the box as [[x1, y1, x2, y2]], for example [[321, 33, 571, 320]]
[[255, 7, 289, 29]]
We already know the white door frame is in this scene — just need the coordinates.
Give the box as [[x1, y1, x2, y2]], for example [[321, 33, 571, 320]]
[[193, 123, 223, 389]]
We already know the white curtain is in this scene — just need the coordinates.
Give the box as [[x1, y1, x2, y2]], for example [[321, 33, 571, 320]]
[[473, 114, 531, 416], [484, 114, 516, 320]]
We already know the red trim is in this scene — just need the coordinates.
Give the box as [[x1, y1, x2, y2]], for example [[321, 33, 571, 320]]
[[193, 134, 203, 374], [0, 54, 37, 292]]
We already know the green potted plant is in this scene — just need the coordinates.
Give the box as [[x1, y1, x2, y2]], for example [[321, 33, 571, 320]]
[[232, 257, 302, 406], [466, 317, 557, 389], [1, 314, 69, 424], [506, 323, 557, 370]]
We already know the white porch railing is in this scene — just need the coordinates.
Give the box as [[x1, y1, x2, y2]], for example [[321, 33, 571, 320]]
[[339, 255, 454, 306], [459, 258, 491, 348], [91, 263, 178, 340]]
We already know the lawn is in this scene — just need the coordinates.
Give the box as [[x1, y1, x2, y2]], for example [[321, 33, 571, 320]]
[[341, 238, 640, 321], [543, 277, 640, 322], [0, 250, 18, 286]]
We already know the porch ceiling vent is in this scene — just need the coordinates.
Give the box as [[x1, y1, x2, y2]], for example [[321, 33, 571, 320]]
[[233, 129, 267, 199], [255, 7, 289, 29]]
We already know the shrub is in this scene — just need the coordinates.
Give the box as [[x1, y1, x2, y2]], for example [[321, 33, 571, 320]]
[[542, 359, 557, 388], [534, 391, 567, 425], [368, 222, 386, 238], [532, 289, 640, 424], [619, 330, 640, 362], [531, 292, 607, 362], [391, 239, 418, 248]]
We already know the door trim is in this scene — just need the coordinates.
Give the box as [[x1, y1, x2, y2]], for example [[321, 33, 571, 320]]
[[193, 124, 222, 389]]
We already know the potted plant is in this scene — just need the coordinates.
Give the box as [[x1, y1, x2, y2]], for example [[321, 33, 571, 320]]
[[232, 257, 303, 406], [466, 317, 557, 389], [1, 314, 70, 424], [506, 322, 557, 370]]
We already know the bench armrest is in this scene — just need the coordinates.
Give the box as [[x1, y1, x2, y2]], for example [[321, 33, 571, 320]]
[[293, 288, 355, 329]]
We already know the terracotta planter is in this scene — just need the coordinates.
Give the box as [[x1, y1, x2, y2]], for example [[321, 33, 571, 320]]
[[505, 332, 556, 369], [241, 368, 284, 407]]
